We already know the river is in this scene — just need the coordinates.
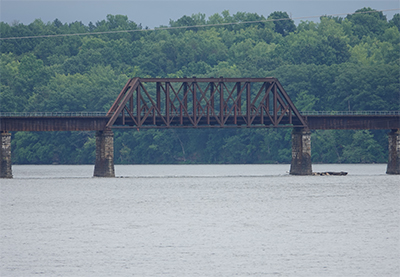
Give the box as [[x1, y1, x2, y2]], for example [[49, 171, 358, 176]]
[[1, 164, 399, 276]]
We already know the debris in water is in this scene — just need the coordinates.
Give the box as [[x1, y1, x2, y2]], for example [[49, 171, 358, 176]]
[[312, 171, 348, 176]]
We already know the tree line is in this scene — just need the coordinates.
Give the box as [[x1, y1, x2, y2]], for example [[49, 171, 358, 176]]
[[1, 8, 399, 164]]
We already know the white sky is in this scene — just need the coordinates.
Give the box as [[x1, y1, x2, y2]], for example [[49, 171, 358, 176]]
[[0, 0, 399, 27]]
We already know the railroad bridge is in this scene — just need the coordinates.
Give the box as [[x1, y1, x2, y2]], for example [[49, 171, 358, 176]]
[[1, 77, 399, 178]]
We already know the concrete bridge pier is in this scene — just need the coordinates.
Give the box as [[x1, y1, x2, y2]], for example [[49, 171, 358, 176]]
[[290, 127, 312, 175], [1, 131, 13, 178], [387, 129, 400, 174], [93, 129, 115, 177]]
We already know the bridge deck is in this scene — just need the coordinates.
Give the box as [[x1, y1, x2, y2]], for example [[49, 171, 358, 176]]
[[1, 114, 399, 131], [0, 116, 109, 131], [305, 115, 400, 130]]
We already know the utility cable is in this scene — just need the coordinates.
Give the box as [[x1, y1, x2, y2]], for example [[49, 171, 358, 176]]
[[0, 8, 398, 40]]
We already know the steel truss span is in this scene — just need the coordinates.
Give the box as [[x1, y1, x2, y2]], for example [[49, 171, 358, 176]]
[[106, 77, 307, 129]]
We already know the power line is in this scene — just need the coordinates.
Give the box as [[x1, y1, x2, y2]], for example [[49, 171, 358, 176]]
[[0, 8, 398, 40]]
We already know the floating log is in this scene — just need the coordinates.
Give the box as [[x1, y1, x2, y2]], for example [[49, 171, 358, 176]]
[[312, 171, 348, 176]]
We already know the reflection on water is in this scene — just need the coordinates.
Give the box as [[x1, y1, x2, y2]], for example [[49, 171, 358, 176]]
[[1, 164, 399, 276]]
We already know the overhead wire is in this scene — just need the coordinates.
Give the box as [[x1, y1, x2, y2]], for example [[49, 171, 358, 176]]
[[0, 8, 398, 40]]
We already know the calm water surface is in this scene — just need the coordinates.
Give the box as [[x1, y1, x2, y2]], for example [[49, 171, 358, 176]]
[[1, 164, 399, 276]]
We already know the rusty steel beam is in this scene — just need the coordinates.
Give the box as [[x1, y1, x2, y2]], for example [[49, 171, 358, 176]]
[[106, 78, 137, 116], [305, 115, 400, 130], [139, 77, 277, 83], [0, 116, 109, 132], [106, 78, 140, 128]]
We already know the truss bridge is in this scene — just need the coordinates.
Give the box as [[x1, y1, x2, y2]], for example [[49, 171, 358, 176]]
[[107, 77, 307, 129], [1, 77, 399, 177]]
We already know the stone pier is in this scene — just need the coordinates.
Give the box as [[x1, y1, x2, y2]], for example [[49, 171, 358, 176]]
[[93, 129, 115, 177], [1, 131, 13, 178], [387, 129, 400, 175], [290, 127, 312, 175]]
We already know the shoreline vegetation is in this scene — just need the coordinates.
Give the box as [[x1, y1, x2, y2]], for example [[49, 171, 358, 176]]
[[1, 8, 399, 165]]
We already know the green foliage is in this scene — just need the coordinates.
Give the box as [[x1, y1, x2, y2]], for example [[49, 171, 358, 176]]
[[342, 130, 386, 163], [345, 8, 388, 39], [1, 8, 398, 164], [389, 13, 400, 31], [268, 11, 296, 36], [12, 131, 95, 164], [279, 18, 351, 65], [311, 130, 344, 163]]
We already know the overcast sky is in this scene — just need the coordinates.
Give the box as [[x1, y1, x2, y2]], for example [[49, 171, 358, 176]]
[[1, 0, 399, 28]]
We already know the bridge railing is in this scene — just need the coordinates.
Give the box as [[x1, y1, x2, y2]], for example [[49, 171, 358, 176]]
[[300, 111, 400, 116], [0, 112, 108, 117], [1, 111, 399, 117]]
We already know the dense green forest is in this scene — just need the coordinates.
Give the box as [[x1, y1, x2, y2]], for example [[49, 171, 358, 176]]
[[1, 8, 399, 164]]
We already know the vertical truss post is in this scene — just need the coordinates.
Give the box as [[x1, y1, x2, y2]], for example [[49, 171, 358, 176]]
[[273, 83, 277, 126], [136, 84, 141, 127], [236, 82, 241, 123], [156, 82, 161, 125], [209, 82, 214, 125], [166, 82, 170, 126], [266, 83, 270, 116], [260, 82, 265, 125], [219, 81, 224, 126], [183, 81, 188, 125], [183, 81, 188, 109], [210, 82, 214, 108], [192, 81, 197, 125], [156, 82, 161, 111], [246, 82, 251, 127]]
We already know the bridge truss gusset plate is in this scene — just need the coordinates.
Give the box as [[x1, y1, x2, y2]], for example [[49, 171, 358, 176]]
[[105, 77, 308, 129]]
